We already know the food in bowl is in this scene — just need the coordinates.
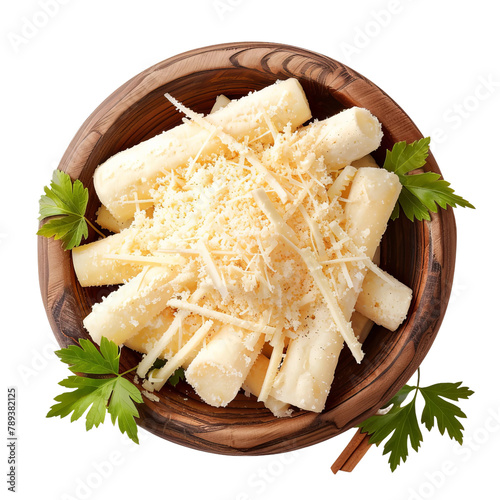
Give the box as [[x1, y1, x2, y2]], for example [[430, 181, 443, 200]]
[[69, 78, 413, 416]]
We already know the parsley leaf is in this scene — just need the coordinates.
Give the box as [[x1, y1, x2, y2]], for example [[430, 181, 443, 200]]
[[384, 137, 431, 176], [149, 359, 185, 387], [168, 367, 185, 387], [383, 138, 475, 221], [383, 398, 423, 472], [358, 369, 473, 471], [420, 382, 474, 443], [47, 337, 144, 444], [37, 169, 104, 250], [360, 384, 422, 471], [108, 377, 143, 443], [55, 338, 119, 375]]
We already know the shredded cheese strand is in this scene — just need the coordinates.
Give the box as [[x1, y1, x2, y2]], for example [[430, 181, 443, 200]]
[[164, 92, 289, 203], [328, 165, 357, 201], [150, 320, 214, 391], [329, 221, 398, 287], [136, 287, 206, 378], [157, 247, 240, 256], [252, 188, 364, 363], [283, 179, 315, 221], [262, 110, 279, 143], [252, 188, 299, 245], [198, 240, 228, 299], [120, 198, 155, 204], [283, 238, 363, 363], [298, 205, 327, 261], [166, 299, 276, 335], [321, 256, 369, 265], [101, 254, 184, 266], [191, 128, 217, 166], [258, 328, 285, 402]]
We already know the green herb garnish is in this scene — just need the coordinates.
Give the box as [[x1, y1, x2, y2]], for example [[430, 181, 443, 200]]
[[382, 138, 475, 221], [37, 169, 104, 249], [358, 369, 474, 471], [167, 367, 186, 387], [47, 338, 143, 444], [47, 338, 187, 443]]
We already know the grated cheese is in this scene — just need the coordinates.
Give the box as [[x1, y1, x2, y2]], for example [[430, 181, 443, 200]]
[[151, 319, 214, 390], [101, 254, 185, 266], [328, 165, 357, 201], [262, 110, 279, 143], [99, 91, 389, 404], [136, 287, 206, 377], [298, 204, 327, 261], [164, 92, 290, 203], [197, 240, 228, 299], [258, 327, 285, 402], [166, 299, 276, 335], [252, 189, 364, 363], [120, 198, 156, 204]]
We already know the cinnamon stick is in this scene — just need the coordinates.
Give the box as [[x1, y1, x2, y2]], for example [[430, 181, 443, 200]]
[[331, 429, 373, 473]]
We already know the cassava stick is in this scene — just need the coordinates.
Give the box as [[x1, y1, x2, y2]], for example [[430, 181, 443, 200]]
[[269, 167, 401, 412], [94, 78, 311, 222]]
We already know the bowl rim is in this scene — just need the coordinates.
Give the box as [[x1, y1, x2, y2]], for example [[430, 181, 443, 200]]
[[38, 41, 457, 455]]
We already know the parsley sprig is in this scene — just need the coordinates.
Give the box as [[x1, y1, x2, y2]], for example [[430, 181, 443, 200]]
[[47, 338, 187, 443], [382, 138, 475, 221], [47, 337, 144, 444], [358, 369, 474, 471], [37, 169, 105, 249]]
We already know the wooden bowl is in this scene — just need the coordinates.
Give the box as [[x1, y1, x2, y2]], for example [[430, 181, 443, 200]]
[[38, 42, 456, 455]]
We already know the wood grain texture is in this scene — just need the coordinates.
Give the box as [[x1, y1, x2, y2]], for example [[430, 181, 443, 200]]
[[331, 429, 372, 473], [38, 42, 457, 455]]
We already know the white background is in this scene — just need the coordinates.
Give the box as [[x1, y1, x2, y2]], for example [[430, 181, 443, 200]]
[[2, 1, 498, 499]]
